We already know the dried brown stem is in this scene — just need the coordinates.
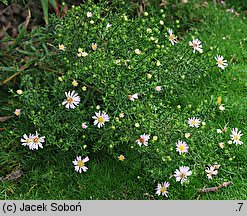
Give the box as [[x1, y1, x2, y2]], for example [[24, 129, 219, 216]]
[[199, 181, 232, 193]]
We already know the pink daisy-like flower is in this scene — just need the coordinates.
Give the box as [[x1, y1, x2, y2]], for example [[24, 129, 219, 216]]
[[62, 90, 80, 109], [136, 133, 150, 146], [189, 39, 203, 53], [174, 166, 192, 184], [215, 55, 228, 70], [155, 182, 170, 197], [168, 29, 178, 45], [82, 122, 88, 129], [176, 140, 189, 155], [30, 131, 45, 150], [205, 166, 218, 180], [73, 156, 89, 173], [230, 128, 243, 145], [188, 117, 201, 128], [21, 133, 33, 148], [128, 93, 138, 101], [92, 111, 110, 128]]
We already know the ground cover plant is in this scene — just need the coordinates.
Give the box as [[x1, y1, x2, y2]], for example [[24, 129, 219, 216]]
[[0, 0, 246, 199]]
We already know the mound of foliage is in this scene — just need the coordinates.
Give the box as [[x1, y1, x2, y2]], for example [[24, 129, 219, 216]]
[[11, 0, 244, 198]]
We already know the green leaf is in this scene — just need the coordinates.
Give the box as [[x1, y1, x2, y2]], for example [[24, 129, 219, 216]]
[[9, 9, 31, 51], [41, 0, 49, 25]]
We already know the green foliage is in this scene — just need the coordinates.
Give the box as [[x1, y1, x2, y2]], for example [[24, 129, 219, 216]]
[[1, 0, 246, 199], [0, 0, 9, 4], [41, 0, 59, 25]]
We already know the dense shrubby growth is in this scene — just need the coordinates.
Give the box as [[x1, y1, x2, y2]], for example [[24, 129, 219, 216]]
[[13, 0, 244, 198]]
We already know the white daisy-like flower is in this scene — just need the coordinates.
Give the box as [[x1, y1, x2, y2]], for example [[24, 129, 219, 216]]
[[168, 29, 178, 45], [86, 11, 92, 18], [128, 93, 138, 101], [73, 156, 89, 173], [230, 128, 243, 145], [176, 140, 189, 155], [30, 131, 45, 150], [215, 55, 228, 70], [205, 166, 218, 180], [155, 182, 170, 197], [14, 109, 21, 116], [92, 111, 110, 128], [189, 39, 203, 53], [136, 133, 150, 146], [174, 166, 192, 184], [58, 44, 66, 51], [21, 133, 33, 148], [62, 90, 81, 109], [188, 117, 201, 128]]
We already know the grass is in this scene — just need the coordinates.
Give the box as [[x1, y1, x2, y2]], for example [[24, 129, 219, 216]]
[[0, 1, 246, 199]]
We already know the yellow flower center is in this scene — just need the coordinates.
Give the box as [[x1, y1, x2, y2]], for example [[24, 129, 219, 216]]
[[119, 155, 125, 161], [98, 116, 104, 123], [233, 134, 239, 141], [139, 137, 145, 143], [77, 160, 85, 168], [180, 172, 186, 178], [169, 34, 175, 40], [218, 59, 223, 65], [33, 137, 39, 143], [179, 145, 185, 151], [92, 44, 97, 50], [160, 186, 166, 193], [59, 45, 65, 50], [67, 97, 73, 104], [191, 120, 196, 125]]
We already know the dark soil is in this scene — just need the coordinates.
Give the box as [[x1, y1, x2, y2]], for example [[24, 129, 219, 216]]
[[0, 0, 83, 39]]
